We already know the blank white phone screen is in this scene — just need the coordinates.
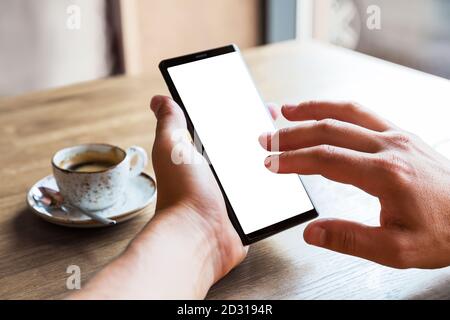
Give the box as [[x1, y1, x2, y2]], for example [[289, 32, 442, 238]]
[[168, 51, 314, 234]]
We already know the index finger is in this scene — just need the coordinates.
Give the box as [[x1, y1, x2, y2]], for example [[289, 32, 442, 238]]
[[282, 101, 394, 132], [265, 145, 385, 197]]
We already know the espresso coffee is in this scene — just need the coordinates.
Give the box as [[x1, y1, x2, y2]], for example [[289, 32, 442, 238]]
[[68, 161, 117, 173], [53, 144, 148, 211], [58, 148, 124, 173]]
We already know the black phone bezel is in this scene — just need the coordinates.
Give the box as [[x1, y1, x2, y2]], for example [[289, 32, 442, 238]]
[[158, 44, 318, 245]]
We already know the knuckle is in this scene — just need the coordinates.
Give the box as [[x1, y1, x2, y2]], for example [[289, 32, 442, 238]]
[[373, 152, 415, 184], [317, 118, 339, 134], [383, 130, 414, 150], [307, 100, 322, 108], [389, 237, 415, 269], [305, 101, 325, 118], [372, 154, 395, 174], [345, 101, 363, 113], [340, 230, 357, 254], [315, 145, 336, 161]]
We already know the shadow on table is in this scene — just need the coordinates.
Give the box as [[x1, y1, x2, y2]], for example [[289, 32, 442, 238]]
[[406, 277, 450, 300], [207, 238, 310, 299], [13, 207, 138, 244], [6, 207, 148, 275]]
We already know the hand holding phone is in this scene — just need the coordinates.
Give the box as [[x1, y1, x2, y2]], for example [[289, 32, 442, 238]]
[[159, 45, 318, 244]]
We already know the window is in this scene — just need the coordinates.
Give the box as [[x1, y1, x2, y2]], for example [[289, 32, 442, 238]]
[[295, 0, 450, 79]]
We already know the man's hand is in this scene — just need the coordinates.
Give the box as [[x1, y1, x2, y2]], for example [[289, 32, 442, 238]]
[[259, 101, 450, 269], [72, 96, 248, 299], [148, 95, 247, 281]]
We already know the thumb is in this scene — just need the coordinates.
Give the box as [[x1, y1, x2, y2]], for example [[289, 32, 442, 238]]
[[150, 95, 197, 159], [150, 95, 187, 139], [150, 95, 193, 165], [303, 219, 406, 268], [150, 95, 203, 168]]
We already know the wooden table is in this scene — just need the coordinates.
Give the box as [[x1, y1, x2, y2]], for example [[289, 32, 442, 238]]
[[1, 41, 449, 299]]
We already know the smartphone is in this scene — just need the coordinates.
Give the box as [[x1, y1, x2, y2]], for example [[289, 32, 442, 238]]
[[159, 45, 318, 245]]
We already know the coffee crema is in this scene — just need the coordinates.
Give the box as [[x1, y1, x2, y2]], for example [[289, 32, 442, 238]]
[[57, 149, 124, 173], [67, 161, 118, 173]]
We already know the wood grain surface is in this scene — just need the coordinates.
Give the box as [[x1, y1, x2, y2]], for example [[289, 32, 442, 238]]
[[0, 41, 449, 299]]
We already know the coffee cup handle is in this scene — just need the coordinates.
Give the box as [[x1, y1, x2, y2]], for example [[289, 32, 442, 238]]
[[126, 146, 148, 178]]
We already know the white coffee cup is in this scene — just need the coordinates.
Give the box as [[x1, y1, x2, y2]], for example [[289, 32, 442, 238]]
[[52, 143, 148, 211]]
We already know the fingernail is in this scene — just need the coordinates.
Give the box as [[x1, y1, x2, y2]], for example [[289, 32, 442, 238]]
[[306, 226, 326, 246], [258, 132, 272, 149], [264, 156, 272, 168], [282, 104, 297, 113], [150, 95, 164, 114]]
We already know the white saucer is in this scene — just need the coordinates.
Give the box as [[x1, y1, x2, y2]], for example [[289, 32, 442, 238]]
[[27, 173, 156, 228]]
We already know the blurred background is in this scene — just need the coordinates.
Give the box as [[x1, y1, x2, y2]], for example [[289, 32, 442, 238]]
[[0, 0, 449, 97]]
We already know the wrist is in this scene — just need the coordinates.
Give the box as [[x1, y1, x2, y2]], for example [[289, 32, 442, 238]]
[[127, 204, 220, 298]]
